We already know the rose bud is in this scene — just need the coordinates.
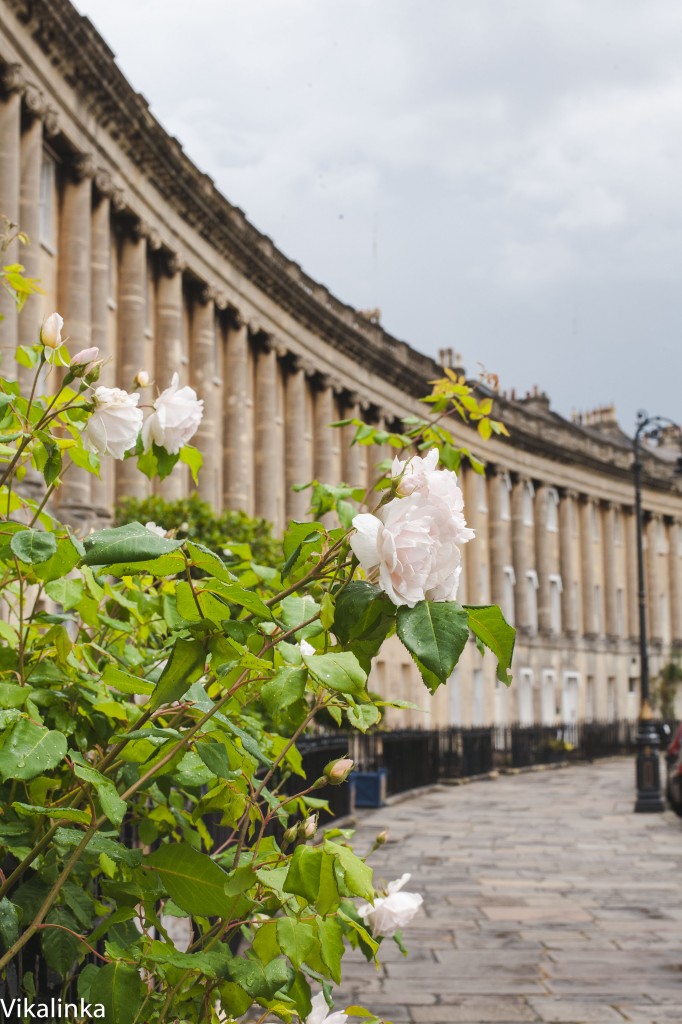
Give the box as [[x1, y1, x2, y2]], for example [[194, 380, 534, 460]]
[[40, 312, 64, 350], [324, 757, 354, 785], [69, 346, 101, 378], [134, 369, 150, 388], [301, 815, 317, 840]]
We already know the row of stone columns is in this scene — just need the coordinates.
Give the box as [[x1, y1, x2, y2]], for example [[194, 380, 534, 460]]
[[482, 470, 682, 646]]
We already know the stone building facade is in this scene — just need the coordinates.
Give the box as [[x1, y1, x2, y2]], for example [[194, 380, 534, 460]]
[[1, 0, 681, 728]]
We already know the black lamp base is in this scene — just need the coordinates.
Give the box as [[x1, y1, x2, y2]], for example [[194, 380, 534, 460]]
[[634, 718, 664, 813]]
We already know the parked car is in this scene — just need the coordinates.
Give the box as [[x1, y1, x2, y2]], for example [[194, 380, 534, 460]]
[[665, 722, 682, 815]]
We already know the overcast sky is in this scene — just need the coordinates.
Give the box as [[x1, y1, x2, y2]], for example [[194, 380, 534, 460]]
[[75, 0, 682, 433]]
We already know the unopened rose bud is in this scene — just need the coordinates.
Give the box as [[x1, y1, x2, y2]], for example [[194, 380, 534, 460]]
[[324, 757, 354, 785], [282, 825, 298, 847], [40, 312, 64, 350], [134, 369, 150, 388], [302, 814, 317, 840], [376, 829, 389, 845], [84, 362, 102, 385], [69, 347, 101, 378]]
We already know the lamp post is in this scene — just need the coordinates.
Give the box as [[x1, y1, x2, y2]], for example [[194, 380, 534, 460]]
[[632, 411, 679, 813]]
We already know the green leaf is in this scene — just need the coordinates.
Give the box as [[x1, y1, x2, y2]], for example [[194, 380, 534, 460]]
[[216, 582, 272, 620], [280, 594, 321, 639], [81, 521, 184, 566], [44, 577, 84, 610], [101, 665, 155, 696], [73, 762, 127, 827], [186, 541, 233, 583], [283, 846, 323, 904], [396, 600, 469, 691], [87, 962, 145, 1024], [42, 908, 82, 974], [276, 917, 315, 970], [146, 842, 235, 917], [0, 720, 67, 781], [0, 897, 20, 952], [465, 604, 516, 684], [180, 444, 203, 484], [194, 741, 240, 780], [303, 651, 367, 697], [12, 802, 91, 825], [324, 839, 374, 901], [261, 667, 307, 718], [53, 828, 142, 867], [33, 534, 83, 583], [10, 528, 57, 565], [150, 637, 206, 710], [227, 956, 290, 1000], [316, 916, 344, 983]]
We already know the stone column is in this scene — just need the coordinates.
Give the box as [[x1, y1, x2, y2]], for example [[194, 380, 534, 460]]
[[19, 88, 44, 350], [602, 502, 618, 638], [511, 475, 531, 629], [223, 316, 254, 515], [669, 519, 682, 644], [57, 157, 94, 520], [534, 485, 551, 633], [90, 178, 114, 517], [155, 252, 186, 500], [625, 507, 639, 639], [116, 222, 148, 499], [285, 356, 309, 521], [580, 496, 596, 636], [488, 469, 509, 609], [254, 335, 279, 526], [645, 515, 662, 642], [559, 489, 579, 636], [191, 287, 221, 509], [341, 392, 363, 488], [313, 374, 335, 483], [0, 66, 23, 367]]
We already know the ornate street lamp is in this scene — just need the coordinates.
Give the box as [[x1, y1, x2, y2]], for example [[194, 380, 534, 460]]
[[633, 411, 680, 812]]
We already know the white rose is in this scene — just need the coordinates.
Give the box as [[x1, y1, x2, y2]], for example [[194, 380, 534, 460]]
[[299, 638, 316, 657], [40, 312, 64, 350], [350, 487, 474, 608], [84, 386, 143, 460], [145, 521, 166, 537], [307, 991, 348, 1024], [142, 372, 203, 455], [134, 369, 150, 388], [391, 447, 440, 496], [358, 873, 423, 938]]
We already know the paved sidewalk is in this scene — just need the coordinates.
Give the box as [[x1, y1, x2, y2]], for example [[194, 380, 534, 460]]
[[335, 759, 682, 1024]]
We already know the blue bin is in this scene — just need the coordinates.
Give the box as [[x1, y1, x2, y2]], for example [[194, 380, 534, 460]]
[[351, 768, 388, 808]]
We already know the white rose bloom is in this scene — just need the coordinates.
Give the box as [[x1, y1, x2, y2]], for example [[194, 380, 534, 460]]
[[391, 447, 440, 496], [299, 638, 316, 657], [145, 521, 166, 537], [40, 312, 64, 350], [142, 372, 203, 455], [358, 873, 423, 938], [307, 991, 348, 1024], [84, 386, 143, 460], [350, 460, 474, 608]]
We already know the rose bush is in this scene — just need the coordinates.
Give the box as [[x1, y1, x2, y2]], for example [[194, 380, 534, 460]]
[[0, 245, 514, 1023]]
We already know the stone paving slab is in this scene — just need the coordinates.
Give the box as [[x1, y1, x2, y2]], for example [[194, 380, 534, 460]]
[[332, 759, 682, 1024]]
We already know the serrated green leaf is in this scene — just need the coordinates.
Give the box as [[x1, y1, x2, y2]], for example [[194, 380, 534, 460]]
[[465, 604, 516, 684], [81, 521, 184, 567], [396, 600, 469, 690], [303, 651, 367, 696], [10, 528, 57, 565], [73, 762, 126, 827], [146, 842, 234, 917], [0, 720, 67, 781], [276, 917, 315, 970], [150, 637, 206, 710]]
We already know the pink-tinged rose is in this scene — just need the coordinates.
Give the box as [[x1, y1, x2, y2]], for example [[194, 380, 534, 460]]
[[358, 873, 423, 938], [40, 312, 63, 350], [324, 758, 354, 784], [307, 991, 348, 1024], [142, 372, 203, 455], [302, 814, 317, 839], [84, 386, 143, 460], [69, 346, 99, 368], [351, 450, 474, 608]]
